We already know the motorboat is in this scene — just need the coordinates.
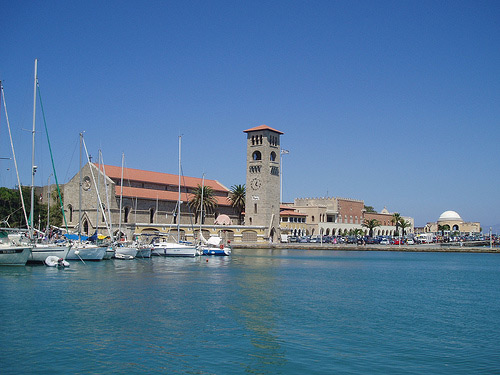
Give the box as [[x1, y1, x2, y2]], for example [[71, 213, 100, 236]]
[[151, 239, 199, 257], [199, 236, 231, 256]]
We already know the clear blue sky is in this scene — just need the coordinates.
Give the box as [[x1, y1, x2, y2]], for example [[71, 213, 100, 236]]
[[1, 1, 499, 228]]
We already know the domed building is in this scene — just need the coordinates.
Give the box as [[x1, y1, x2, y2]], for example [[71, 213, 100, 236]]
[[423, 210, 480, 234]]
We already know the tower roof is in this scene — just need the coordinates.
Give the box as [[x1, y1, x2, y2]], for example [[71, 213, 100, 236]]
[[243, 124, 284, 134]]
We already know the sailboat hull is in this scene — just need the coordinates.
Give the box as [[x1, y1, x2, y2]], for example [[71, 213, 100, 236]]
[[67, 245, 107, 260], [0, 246, 31, 266], [114, 246, 138, 258], [28, 245, 70, 263]]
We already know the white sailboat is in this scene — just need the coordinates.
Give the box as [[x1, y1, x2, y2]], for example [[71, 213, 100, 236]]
[[114, 153, 137, 259], [26, 59, 70, 263], [152, 136, 199, 257], [196, 175, 231, 256], [66, 133, 106, 261], [0, 80, 31, 266]]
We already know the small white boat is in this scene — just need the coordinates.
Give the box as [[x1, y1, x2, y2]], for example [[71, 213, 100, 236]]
[[44, 256, 70, 267], [114, 253, 134, 260]]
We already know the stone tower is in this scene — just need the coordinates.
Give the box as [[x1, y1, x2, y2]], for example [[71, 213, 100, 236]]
[[244, 124, 284, 242]]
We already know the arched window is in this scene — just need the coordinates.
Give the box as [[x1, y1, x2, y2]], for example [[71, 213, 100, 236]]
[[83, 220, 89, 235], [149, 208, 155, 224], [270, 151, 276, 161], [68, 204, 73, 222], [252, 151, 261, 160]]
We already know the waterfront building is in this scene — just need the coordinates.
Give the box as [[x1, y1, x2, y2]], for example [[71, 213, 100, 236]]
[[423, 210, 480, 235], [279, 204, 307, 237], [291, 197, 414, 237], [62, 162, 241, 241]]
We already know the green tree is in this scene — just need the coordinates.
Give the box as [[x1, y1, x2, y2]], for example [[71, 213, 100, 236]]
[[188, 184, 217, 224], [364, 205, 376, 213], [391, 212, 401, 236], [362, 218, 381, 237], [228, 184, 245, 225], [399, 219, 411, 236]]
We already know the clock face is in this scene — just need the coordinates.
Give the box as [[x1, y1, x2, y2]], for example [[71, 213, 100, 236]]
[[250, 178, 262, 190], [82, 176, 91, 191]]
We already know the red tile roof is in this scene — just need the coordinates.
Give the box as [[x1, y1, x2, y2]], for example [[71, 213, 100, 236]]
[[96, 164, 232, 207], [97, 164, 228, 192], [243, 124, 284, 134]]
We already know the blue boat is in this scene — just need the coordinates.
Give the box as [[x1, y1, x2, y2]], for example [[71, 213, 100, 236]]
[[199, 236, 231, 256]]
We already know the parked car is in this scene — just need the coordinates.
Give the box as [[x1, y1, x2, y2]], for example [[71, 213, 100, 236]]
[[406, 238, 415, 245], [310, 236, 321, 243], [380, 238, 390, 245]]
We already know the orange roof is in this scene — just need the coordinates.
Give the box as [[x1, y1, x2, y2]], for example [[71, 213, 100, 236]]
[[280, 210, 307, 217], [243, 124, 284, 134], [97, 164, 228, 192], [115, 185, 231, 206]]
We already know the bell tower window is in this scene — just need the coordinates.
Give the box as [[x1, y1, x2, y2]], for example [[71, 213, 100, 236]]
[[252, 151, 262, 160]]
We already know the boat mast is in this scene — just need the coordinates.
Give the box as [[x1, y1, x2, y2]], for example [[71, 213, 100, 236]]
[[118, 152, 124, 241], [178, 135, 181, 244], [78, 132, 83, 242], [30, 59, 38, 241], [1, 82, 29, 229], [95, 150, 101, 235]]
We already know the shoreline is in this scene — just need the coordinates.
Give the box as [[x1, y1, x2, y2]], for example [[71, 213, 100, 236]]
[[232, 243, 500, 253]]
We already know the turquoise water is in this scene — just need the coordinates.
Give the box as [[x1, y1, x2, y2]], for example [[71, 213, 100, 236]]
[[1, 249, 499, 374]]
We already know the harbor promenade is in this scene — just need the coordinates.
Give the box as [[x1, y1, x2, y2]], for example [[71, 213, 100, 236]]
[[232, 242, 500, 253]]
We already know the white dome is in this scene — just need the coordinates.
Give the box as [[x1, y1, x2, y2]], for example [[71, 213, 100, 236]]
[[438, 210, 462, 222]]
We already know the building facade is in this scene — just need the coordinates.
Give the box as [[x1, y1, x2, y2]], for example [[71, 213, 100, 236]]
[[423, 210, 480, 234], [62, 162, 241, 241]]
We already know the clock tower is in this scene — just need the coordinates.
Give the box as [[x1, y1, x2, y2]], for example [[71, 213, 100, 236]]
[[244, 124, 284, 242]]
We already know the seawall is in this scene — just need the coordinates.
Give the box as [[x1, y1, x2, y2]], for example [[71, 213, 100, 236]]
[[231, 243, 500, 253]]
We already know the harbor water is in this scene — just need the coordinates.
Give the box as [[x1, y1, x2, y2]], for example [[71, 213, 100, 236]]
[[1, 249, 499, 374]]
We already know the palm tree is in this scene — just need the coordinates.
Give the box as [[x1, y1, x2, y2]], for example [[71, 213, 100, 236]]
[[188, 184, 217, 224], [399, 219, 411, 236], [228, 184, 245, 224], [391, 212, 401, 236], [362, 218, 381, 237]]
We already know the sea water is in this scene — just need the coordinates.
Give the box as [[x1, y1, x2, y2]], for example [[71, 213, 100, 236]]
[[1, 249, 499, 374]]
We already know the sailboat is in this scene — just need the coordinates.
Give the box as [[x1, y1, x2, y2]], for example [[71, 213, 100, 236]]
[[0, 81, 31, 266], [196, 175, 231, 256], [113, 153, 138, 259], [151, 136, 199, 257], [26, 59, 70, 263], [66, 133, 106, 261]]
